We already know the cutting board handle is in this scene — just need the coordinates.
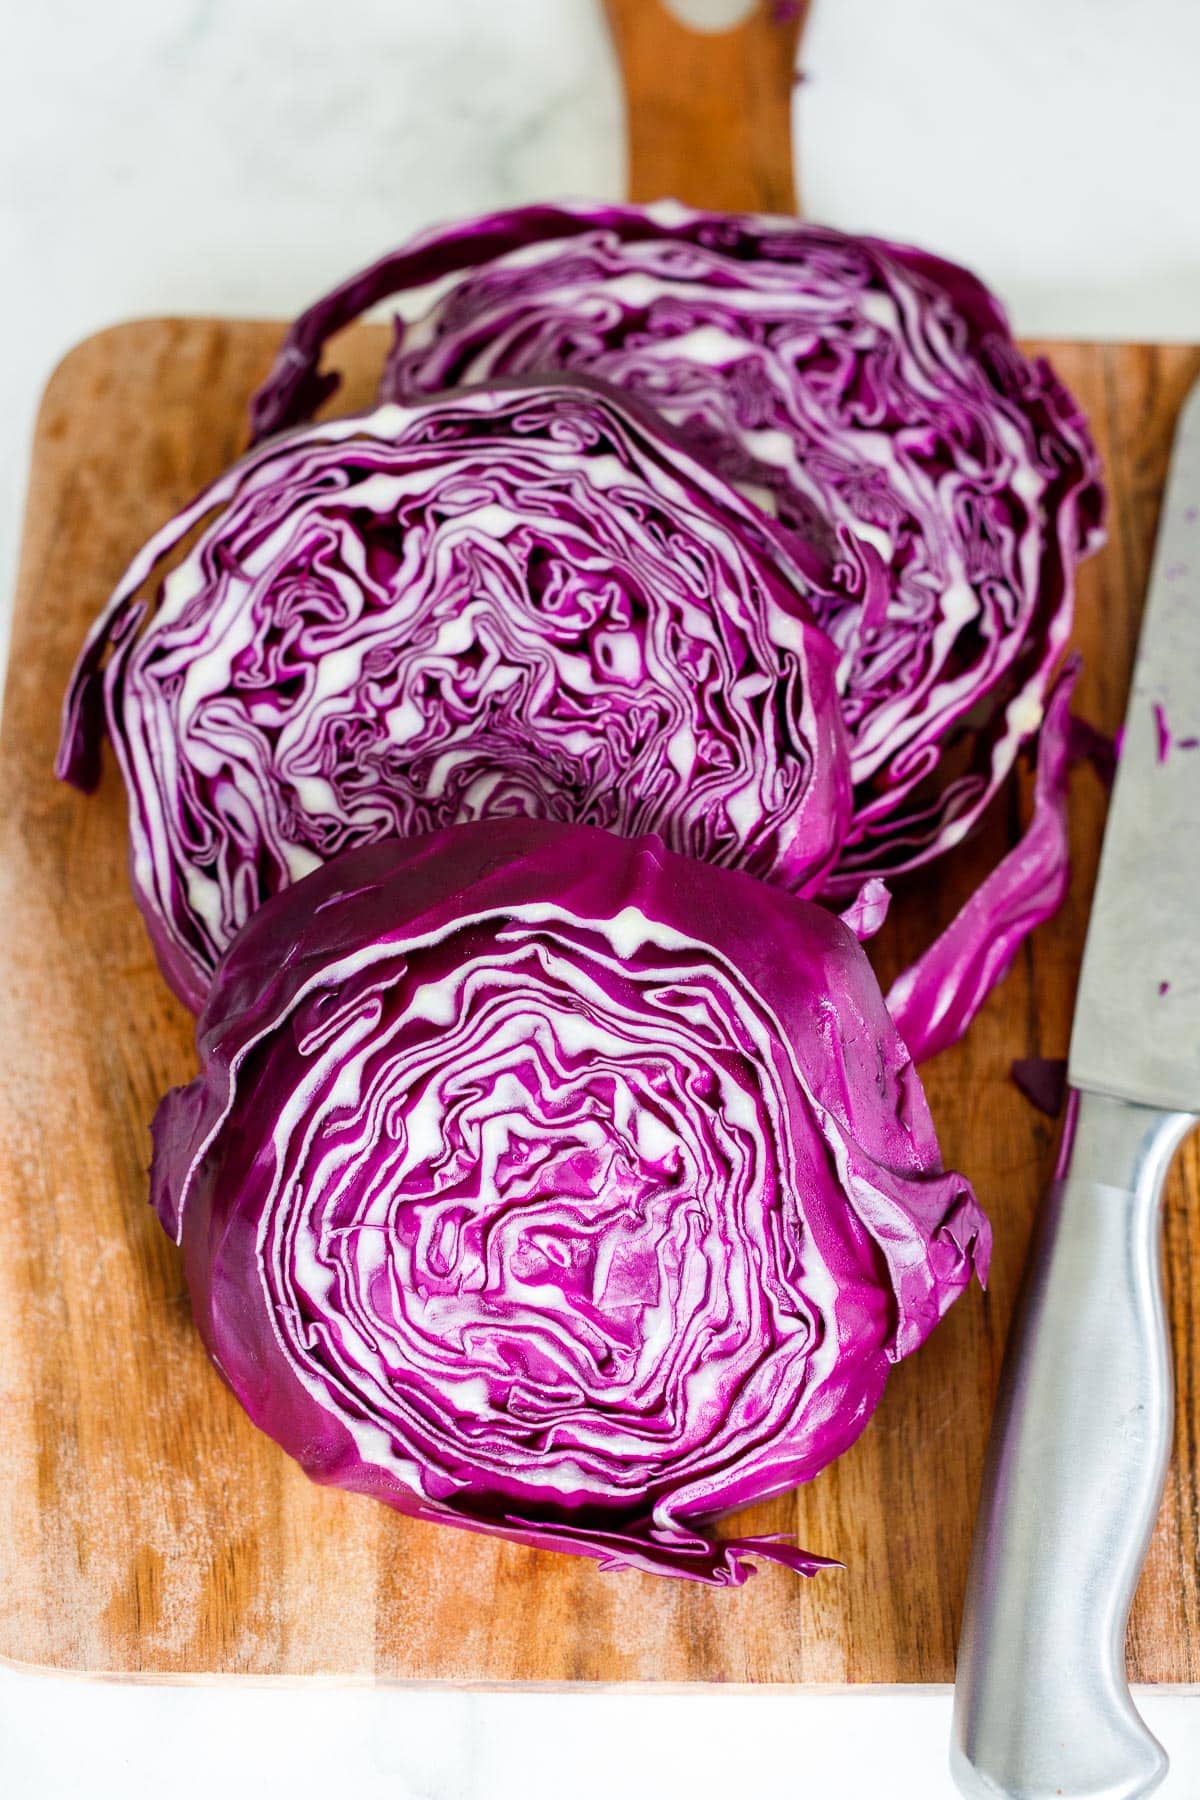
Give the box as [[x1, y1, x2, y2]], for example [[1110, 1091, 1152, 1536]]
[[601, 0, 808, 213]]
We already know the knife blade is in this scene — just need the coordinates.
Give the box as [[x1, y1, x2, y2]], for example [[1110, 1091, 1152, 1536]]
[[1072, 375, 1200, 1111], [952, 378, 1200, 1800]]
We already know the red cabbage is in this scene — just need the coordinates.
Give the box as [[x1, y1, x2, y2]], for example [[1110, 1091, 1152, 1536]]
[[58, 381, 849, 1012], [885, 658, 1079, 1062], [150, 819, 989, 1583], [249, 201, 1104, 893]]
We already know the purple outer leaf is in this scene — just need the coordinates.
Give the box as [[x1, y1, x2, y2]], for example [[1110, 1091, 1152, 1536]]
[[886, 658, 1080, 1062], [150, 818, 989, 1585]]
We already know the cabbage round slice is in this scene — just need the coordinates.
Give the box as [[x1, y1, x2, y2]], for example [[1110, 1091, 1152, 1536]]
[[249, 201, 1103, 890], [58, 381, 849, 1011], [150, 820, 989, 1584]]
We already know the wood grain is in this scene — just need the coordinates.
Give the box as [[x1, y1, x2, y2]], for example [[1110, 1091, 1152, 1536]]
[[602, 0, 807, 213], [2, 320, 1199, 1682]]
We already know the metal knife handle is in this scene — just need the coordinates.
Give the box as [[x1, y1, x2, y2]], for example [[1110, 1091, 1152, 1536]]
[[952, 1090, 1194, 1800]]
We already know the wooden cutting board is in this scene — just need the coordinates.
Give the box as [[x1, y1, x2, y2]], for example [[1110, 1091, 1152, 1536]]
[[2, 317, 1200, 1684]]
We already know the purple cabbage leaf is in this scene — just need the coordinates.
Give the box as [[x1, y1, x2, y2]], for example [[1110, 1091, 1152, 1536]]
[[886, 658, 1079, 1061]]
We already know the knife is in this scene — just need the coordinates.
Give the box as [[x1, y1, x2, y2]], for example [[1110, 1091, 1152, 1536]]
[[952, 378, 1200, 1800]]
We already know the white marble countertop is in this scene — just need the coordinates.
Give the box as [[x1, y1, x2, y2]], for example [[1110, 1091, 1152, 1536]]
[[0, 1676, 1196, 1799], [3, 1, 1199, 1794]]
